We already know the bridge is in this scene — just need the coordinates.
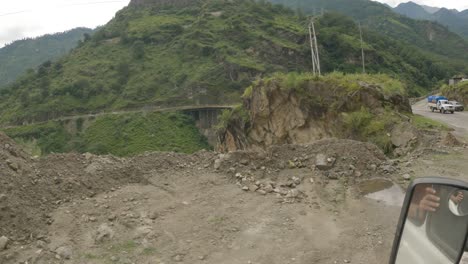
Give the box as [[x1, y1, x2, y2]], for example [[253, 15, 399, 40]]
[[1, 104, 236, 145]]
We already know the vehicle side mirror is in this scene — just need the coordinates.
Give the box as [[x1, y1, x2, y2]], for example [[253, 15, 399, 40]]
[[390, 177, 468, 264]]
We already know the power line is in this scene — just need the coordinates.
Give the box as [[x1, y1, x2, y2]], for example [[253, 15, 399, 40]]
[[308, 17, 321, 76], [358, 22, 366, 74]]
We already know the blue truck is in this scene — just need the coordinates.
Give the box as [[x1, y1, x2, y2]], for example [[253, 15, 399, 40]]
[[427, 96, 455, 114]]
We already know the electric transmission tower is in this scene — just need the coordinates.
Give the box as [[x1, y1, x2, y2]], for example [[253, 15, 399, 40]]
[[308, 18, 321, 76]]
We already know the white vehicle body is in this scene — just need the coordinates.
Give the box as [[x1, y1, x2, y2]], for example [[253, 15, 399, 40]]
[[428, 99, 455, 114], [396, 220, 452, 264]]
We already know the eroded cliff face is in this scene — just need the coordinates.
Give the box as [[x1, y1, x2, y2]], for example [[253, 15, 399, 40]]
[[218, 75, 412, 152]]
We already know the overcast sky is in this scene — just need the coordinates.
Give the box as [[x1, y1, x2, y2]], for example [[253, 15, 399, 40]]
[[0, 0, 130, 47], [1, 0, 468, 48], [374, 0, 468, 10]]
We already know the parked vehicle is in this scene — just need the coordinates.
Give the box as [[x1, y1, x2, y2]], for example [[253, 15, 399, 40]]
[[427, 96, 455, 114], [448, 101, 464, 112]]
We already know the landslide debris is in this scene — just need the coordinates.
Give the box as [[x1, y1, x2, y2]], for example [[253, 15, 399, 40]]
[[0, 132, 147, 242], [0, 128, 393, 245], [0, 127, 410, 263]]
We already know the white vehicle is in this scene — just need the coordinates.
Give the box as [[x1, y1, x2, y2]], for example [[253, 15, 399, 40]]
[[428, 99, 455, 114]]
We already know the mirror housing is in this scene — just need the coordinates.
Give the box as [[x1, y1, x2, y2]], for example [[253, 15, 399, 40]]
[[390, 177, 468, 264]]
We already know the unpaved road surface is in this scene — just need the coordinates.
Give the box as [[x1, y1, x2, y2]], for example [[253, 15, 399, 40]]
[[412, 99, 468, 140], [3, 100, 468, 264], [0, 136, 402, 264]]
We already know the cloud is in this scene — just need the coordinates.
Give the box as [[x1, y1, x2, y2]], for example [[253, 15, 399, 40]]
[[0, 0, 130, 47], [0, 25, 40, 46], [374, 0, 468, 10]]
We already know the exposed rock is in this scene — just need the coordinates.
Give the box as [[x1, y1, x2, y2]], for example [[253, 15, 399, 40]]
[[263, 184, 274, 193], [214, 159, 222, 170], [0, 236, 8, 250], [56, 246, 72, 259], [95, 224, 114, 243], [249, 184, 259, 192], [316, 154, 335, 170], [286, 189, 300, 198], [173, 254, 184, 262], [6, 160, 19, 171], [402, 174, 411, 180], [442, 132, 463, 147], [217, 76, 411, 151]]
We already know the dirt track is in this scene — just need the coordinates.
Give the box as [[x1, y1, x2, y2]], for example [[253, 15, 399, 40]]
[[0, 137, 403, 264]]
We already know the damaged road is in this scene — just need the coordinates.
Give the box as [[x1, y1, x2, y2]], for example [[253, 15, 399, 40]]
[[0, 134, 404, 264]]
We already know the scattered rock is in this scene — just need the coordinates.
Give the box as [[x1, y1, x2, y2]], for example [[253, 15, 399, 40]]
[[84, 152, 94, 160], [56, 246, 72, 259], [242, 186, 249, 191], [263, 184, 274, 193], [442, 132, 463, 147], [316, 154, 335, 170], [149, 211, 159, 220], [173, 254, 184, 262], [286, 189, 300, 198], [292, 176, 301, 185], [0, 236, 8, 250], [402, 174, 411, 180], [214, 159, 222, 170], [36, 240, 47, 249], [249, 184, 259, 192], [95, 223, 114, 243], [6, 160, 19, 171], [382, 165, 396, 173]]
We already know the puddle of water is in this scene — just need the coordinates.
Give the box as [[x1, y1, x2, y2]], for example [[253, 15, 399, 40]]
[[359, 179, 405, 207]]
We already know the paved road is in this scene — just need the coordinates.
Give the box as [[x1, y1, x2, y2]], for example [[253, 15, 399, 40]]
[[412, 99, 468, 140]]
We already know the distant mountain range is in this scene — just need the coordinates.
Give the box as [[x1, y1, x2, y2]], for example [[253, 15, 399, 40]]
[[394, 1, 468, 38], [0, 28, 93, 87]]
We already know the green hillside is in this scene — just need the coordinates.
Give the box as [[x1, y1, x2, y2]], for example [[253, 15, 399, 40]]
[[3, 111, 210, 156], [0, 28, 93, 87], [0, 0, 466, 126], [269, 0, 468, 68]]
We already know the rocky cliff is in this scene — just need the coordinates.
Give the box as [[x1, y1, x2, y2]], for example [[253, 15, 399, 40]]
[[218, 73, 413, 154]]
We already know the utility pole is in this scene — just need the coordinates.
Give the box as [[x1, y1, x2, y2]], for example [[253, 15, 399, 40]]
[[308, 18, 321, 76], [358, 22, 366, 74]]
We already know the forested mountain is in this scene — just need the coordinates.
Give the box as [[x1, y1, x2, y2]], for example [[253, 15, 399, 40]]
[[269, 0, 468, 57], [0, 0, 467, 125], [394, 2, 431, 20], [420, 5, 440, 14], [0, 28, 93, 87], [394, 2, 468, 38]]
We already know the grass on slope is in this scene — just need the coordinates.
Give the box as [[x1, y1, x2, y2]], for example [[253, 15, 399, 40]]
[[2, 112, 210, 156]]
